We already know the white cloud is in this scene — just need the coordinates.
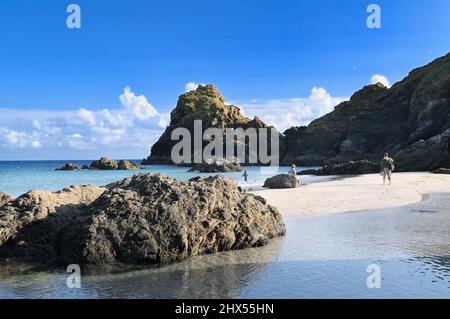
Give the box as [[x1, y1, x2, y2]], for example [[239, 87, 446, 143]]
[[31, 140, 42, 149], [0, 128, 42, 149], [0, 87, 169, 159], [77, 108, 96, 126], [236, 87, 348, 132], [371, 74, 391, 88], [119, 86, 157, 120], [185, 82, 204, 92]]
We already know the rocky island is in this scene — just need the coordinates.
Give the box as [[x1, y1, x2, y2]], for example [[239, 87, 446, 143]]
[[0, 174, 285, 265], [55, 157, 142, 171]]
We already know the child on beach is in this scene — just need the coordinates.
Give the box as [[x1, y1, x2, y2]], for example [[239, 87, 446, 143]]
[[242, 170, 248, 182]]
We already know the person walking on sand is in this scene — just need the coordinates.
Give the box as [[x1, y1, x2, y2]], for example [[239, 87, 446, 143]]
[[380, 153, 395, 185], [288, 164, 297, 176], [242, 170, 248, 182]]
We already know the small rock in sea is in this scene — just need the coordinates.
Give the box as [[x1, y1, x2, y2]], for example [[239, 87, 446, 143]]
[[117, 160, 141, 170], [55, 163, 82, 171], [89, 157, 119, 170]]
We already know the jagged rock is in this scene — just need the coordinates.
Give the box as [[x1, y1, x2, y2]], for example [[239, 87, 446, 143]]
[[281, 53, 450, 171], [263, 174, 300, 189], [0, 185, 105, 263], [432, 168, 450, 174], [0, 192, 12, 208], [0, 174, 285, 265], [55, 163, 81, 171], [89, 157, 119, 170], [142, 85, 281, 165], [188, 158, 241, 173], [118, 160, 141, 170]]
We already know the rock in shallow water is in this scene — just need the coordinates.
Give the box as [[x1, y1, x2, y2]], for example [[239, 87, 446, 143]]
[[0, 174, 285, 265]]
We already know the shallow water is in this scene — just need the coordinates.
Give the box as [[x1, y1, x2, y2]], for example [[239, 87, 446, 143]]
[[1, 194, 450, 298], [0, 160, 319, 198]]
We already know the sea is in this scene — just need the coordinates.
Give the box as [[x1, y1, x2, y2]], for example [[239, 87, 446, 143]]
[[0, 160, 450, 298]]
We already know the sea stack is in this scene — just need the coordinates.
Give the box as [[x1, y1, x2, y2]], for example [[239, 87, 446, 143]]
[[142, 84, 281, 165]]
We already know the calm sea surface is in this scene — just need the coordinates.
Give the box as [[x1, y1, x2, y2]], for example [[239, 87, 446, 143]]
[[0, 161, 450, 298]]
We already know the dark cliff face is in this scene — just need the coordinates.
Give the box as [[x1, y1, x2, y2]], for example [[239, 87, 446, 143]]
[[281, 53, 450, 171], [142, 85, 280, 165]]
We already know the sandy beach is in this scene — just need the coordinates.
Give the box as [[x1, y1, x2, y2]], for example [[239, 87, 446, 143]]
[[251, 172, 450, 218]]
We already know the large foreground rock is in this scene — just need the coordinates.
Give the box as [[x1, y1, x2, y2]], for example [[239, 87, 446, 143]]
[[188, 158, 241, 173], [0, 174, 285, 265], [0, 186, 106, 259], [263, 174, 300, 189]]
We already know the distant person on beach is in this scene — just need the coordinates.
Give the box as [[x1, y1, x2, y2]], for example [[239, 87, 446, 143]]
[[380, 153, 395, 185], [288, 164, 297, 176], [242, 170, 248, 182]]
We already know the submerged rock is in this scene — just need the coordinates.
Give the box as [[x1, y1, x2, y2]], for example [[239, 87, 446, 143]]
[[188, 158, 241, 173], [0, 174, 285, 265], [263, 174, 300, 189]]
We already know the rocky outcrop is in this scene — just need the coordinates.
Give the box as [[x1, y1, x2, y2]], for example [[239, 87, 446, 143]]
[[89, 157, 119, 170], [263, 174, 300, 189], [118, 160, 141, 170], [0, 174, 285, 265], [55, 163, 82, 171], [299, 160, 380, 176], [188, 158, 241, 173], [281, 53, 450, 171], [0, 185, 106, 262], [56, 158, 142, 171], [142, 85, 281, 165], [0, 192, 12, 208], [432, 168, 450, 174]]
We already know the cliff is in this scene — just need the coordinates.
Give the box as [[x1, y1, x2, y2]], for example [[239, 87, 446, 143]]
[[281, 53, 450, 171]]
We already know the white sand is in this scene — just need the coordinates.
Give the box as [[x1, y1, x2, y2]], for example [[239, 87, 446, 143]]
[[251, 172, 450, 218]]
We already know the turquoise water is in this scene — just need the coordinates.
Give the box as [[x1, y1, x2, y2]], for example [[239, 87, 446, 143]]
[[0, 160, 318, 198]]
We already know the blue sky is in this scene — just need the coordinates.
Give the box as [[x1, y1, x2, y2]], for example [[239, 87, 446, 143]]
[[0, 0, 449, 160]]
